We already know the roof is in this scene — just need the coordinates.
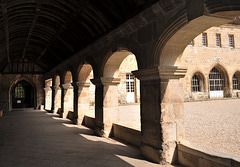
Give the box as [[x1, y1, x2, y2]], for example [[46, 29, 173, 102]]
[[0, 0, 158, 73]]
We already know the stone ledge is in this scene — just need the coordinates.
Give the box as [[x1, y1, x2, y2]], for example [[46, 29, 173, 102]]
[[133, 66, 187, 80], [178, 140, 240, 167], [112, 123, 141, 147]]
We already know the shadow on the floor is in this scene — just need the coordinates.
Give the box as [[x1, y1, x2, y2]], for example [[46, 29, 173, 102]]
[[0, 109, 158, 167]]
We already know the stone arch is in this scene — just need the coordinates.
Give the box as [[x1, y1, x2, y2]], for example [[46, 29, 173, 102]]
[[97, 49, 140, 136], [189, 70, 207, 101], [64, 71, 73, 84], [154, 11, 240, 67], [190, 71, 206, 92], [9, 76, 37, 111], [100, 38, 142, 75], [145, 7, 240, 164], [103, 50, 139, 78], [231, 70, 240, 97], [77, 64, 95, 121], [55, 75, 61, 86]]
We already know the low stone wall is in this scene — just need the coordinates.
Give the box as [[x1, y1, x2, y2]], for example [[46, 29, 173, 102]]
[[112, 123, 141, 147], [82, 115, 95, 129], [82, 116, 141, 147], [178, 141, 240, 167]]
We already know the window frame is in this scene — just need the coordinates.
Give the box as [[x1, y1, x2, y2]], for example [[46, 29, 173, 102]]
[[202, 33, 208, 47], [126, 73, 135, 93], [228, 34, 235, 48], [15, 84, 25, 98], [216, 33, 221, 47], [191, 75, 200, 92], [233, 74, 239, 90], [209, 67, 224, 91]]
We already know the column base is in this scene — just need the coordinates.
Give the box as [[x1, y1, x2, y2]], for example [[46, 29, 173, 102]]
[[94, 121, 113, 137], [140, 142, 178, 165]]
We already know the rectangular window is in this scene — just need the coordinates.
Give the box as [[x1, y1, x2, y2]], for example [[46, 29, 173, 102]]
[[229, 35, 234, 48], [202, 33, 207, 46], [216, 34, 221, 47], [126, 74, 135, 92]]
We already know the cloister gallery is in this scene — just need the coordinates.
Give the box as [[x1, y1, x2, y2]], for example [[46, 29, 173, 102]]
[[0, 1, 240, 166]]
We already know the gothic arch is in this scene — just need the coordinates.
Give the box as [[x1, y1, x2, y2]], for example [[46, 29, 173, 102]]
[[190, 70, 206, 92], [208, 64, 230, 98]]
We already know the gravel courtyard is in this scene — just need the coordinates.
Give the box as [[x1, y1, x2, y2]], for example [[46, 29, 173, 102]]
[[184, 99, 240, 156], [89, 99, 240, 157]]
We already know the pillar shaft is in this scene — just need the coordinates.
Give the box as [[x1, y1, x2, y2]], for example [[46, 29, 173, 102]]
[[73, 81, 91, 124], [61, 83, 73, 118], [133, 66, 187, 164], [53, 86, 61, 114], [91, 77, 120, 137], [44, 87, 52, 111], [51, 86, 55, 112]]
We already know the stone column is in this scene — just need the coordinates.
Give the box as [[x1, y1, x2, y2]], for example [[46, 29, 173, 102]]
[[53, 85, 61, 113], [44, 86, 51, 110], [61, 83, 73, 118], [133, 66, 187, 165], [50, 86, 55, 112], [74, 81, 91, 124], [91, 77, 121, 137]]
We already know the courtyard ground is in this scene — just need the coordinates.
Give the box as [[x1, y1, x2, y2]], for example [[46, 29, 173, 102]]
[[108, 99, 240, 157], [184, 99, 240, 156]]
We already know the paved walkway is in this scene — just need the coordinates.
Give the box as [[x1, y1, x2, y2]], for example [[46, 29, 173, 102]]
[[0, 109, 175, 167]]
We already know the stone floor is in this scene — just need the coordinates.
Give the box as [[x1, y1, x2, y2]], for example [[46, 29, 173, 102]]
[[0, 108, 176, 167]]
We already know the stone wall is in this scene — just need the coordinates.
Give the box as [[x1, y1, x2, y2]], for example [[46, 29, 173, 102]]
[[0, 74, 44, 111], [178, 25, 240, 101]]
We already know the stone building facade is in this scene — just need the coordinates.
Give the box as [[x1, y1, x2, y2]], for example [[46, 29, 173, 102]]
[[179, 25, 240, 101]]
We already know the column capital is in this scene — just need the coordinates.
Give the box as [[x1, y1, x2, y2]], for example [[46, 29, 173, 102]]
[[91, 77, 121, 86], [132, 66, 187, 80], [52, 85, 61, 90], [60, 83, 73, 90], [44, 86, 51, 91], [72, 81, 90, 88]]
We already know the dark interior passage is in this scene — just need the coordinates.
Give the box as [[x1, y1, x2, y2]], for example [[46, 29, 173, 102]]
[[12, 80, 34, 108]]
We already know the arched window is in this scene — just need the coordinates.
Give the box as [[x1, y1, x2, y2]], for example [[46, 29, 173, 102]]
[[209, 67, 224, 91], [233, 74, 239, 90], [192, 75, 200, 92], [15, 84, 25, 98]]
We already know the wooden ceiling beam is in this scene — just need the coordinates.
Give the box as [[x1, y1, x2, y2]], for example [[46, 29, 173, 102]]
[[22, 1, 41, 59], [37, 0, 89, 61], [2, 4, 10, 63]]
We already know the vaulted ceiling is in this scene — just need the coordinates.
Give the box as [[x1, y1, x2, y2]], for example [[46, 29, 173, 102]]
[[0, 0, 158, 73]]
